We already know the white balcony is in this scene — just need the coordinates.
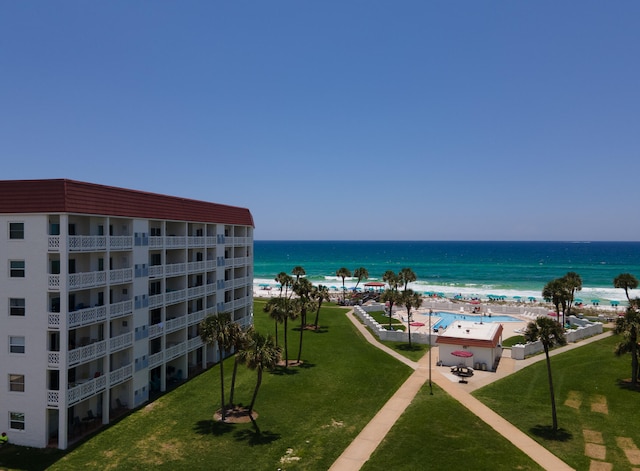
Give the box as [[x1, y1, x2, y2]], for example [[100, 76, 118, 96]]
[[165, 289, 186, 305], [68, 340, 107, 367], [110, 267, 133, 285], [165, 341, 187, 361], [68, 305, 108, 328], [48, 351, 60, 368], [109, 332, 133, 353], [68, 374, 108, 406], [165, 316, 186, 333], [149, 323, 164, 339], [149, 265, 164, 278], [148, 351, 164, 368], [48, 313, 61, 329], [165, 236, 187, 248], [68, 271, 107, 290], [109, 236, 133, 251], [187, 310, 206, 326], [188, 285, 205, 298], [109, 364, 133, 387], [188, 260, 206, 272], [68, 235, 107, 252], [149, 293, 164, 308], [188, 337, 203, 351], [187, 236, 205, 247], [165, 263, 187, 277], [110, 300, 133, 320]]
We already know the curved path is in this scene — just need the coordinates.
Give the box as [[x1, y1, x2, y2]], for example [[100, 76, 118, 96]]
[[329, 310, 610, 471]]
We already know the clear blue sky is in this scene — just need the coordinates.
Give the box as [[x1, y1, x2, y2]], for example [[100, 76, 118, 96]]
[[1, 2, 638, 241]]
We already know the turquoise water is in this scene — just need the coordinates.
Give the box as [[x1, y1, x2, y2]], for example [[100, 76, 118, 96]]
[[417, 311, 520, 330], [254, 241, 640, 302]]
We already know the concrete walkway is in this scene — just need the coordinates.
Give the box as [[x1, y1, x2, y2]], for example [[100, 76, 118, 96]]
[[329, 310, 611, 471]]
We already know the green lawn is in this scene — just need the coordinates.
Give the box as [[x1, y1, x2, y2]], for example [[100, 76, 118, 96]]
[[43, 302, 413, 471], [473, 334, 640, 470], [362, 382, 544, 471]]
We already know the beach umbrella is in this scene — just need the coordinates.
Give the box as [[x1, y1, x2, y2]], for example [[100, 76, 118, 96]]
[[591, 299, 600, 305], [527, 296, 536, 302], [611, 301, 619, 307], [330, 286, 338, 290], [451, 350, 473, 358], [513, 296, 521, 301], [259, 283, 269, 287], [574, 298, 583, 304]]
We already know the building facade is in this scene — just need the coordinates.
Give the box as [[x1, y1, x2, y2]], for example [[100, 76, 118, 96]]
[[0, 180, 254, 449]]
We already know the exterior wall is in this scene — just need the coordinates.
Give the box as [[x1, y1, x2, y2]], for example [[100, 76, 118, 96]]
[[0, 208, 253, 449]]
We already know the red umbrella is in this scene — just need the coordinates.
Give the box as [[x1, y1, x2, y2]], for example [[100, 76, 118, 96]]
[[451, 350, 473, 358]]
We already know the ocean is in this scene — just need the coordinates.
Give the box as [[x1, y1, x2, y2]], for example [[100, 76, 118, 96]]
[[253, 241, 640, 304]]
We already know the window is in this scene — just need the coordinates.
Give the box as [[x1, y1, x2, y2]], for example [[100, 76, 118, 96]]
[[9, 223, 24, 239], [9, 336, 25, 354], [10, 261, 25, 278], [9, 412, 25, 430], [9, 374, 24, 392], [9, 298, 25, 316]]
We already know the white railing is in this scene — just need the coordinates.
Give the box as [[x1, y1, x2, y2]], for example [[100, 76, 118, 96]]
[[188, 310, 206, 326], [206, 260, 216, 270], [188, 261, 206, 272], [48, 236, 61, 251], [222, 301, 233, 312], [149, 265, 164, 278], [68, 340, 107, 367], [188, 337, 203, 351], [165, 342, 187, 361], [48, 274, 61, 290], [109, 332, 133, 353], [149, 351, 164, 368], [166, 289, 186, 305], [109, 236, 133, 250], [67, 375, 107, 406], [165, 316, 187, 333], [188, 285, 205, 298], [109, 267, 133, 285], [206, 236, 216, 245], [206, 283, 216, 294], [188, 236, 205, 247], [68, 235, 107, 252], [69, 305, 108, 329], [165, 263, 187, 277], [109, 364, 133, 387], [149, 236, 164, 248], [48, 313, 61, 329], [47, 390, 60, 407], [149, 323, 164, 338], [149, 294, 164, 308], [48, 351, 60, 368], [110, 300, 133, 320], [68, 271, 107, 290], [165, 236, 187, 248]]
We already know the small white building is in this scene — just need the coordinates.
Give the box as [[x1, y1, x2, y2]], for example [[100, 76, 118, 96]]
[[436, 320, 503, 371]]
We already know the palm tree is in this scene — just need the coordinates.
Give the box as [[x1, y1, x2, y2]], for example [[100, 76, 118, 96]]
[[562, 272, 582, 318], [382, 270, 401, 330], [400, 289, 423, 348], [399, 267, 417, 291], [613, 301, 640, 386], [542, 278, 570, 326], [524, 316, 567, 432], [353, 267, 369, 291], [264, 296, 293, 366], [263, 296, 287, 346], [228, 323, 251, 408], [199, 312, 233, 421], [336, 267, 352, 303], [292, 277, 314, 363], [275, 272, 294, 299], [238, 331, 281, 434], [292, 266, 306, 282], [614, 273, 639, 302], [311, 284, 330, 330]]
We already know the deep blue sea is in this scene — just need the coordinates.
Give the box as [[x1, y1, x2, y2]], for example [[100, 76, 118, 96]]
[[254, 241, 640, 303]]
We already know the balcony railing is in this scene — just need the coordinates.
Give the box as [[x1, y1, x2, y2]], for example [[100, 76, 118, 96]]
[[110, 267, 133, 285], [68, 340, 107, 367], [109, 332, 133, 353], [165, 289, 186, 305], [67, 374, 108, 406], [188, 260, 206, 272], [188, 285, 205, 298], [187, 236, 205, 247], [188, 310, 206, 326], [68, 305, 108, 328], [165, 263, 187, 277], [149, 323, 164, 339], [165, 341, 187, 361], [149, 265, 164, 278], [47, 235, 133, 252], [109, 364, 133, 388], [165, 236, 187, 248], [165, 316, 186, 333], [188, 337, 203, 351], [148, 351, 164, 368], [149, 293, 164, 308], [109, 236, 133, 251]]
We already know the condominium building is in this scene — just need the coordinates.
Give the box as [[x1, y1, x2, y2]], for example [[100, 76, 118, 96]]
[[0, 179, 254, 449]]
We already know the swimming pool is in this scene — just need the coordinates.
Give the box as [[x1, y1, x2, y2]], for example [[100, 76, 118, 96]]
[[417, 311, 520, 330]]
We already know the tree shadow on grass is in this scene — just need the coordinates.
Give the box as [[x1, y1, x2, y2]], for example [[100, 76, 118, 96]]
[[234, 429, 280, 446], [396, 343, 425, 352], [530, 425, 572, 442], [616, 378, 640, 392], [193, 419, 234, 436]]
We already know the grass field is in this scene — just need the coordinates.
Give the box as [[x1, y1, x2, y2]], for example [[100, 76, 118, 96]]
[[42, 302, 413, 471], [473, 333, 640, 470]]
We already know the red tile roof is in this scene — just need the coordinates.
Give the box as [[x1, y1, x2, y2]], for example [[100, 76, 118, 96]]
[[0, 179, 254, 227]]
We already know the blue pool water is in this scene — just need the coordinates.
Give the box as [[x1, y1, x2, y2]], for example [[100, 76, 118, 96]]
[[418, 311, 520, 330]]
